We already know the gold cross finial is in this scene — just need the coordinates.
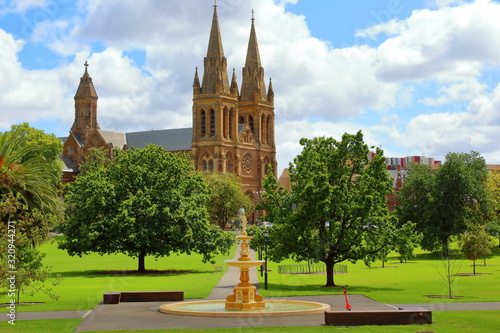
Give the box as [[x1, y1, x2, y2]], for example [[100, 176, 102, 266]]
[[251, 9, 255, 21], [84, 61, 89, 71], [214, 0, 217, 9]]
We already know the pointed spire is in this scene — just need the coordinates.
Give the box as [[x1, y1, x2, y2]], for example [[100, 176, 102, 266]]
[[193, 67, 201, 94], [201, 3, 230, 94], [240, 10, 267, 102], [230, 68, 239, 96], [75, 61, 98, 99], [267, 77, 274, 103]]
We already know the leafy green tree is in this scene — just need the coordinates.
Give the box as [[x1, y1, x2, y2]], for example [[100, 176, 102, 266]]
[[260, 131, 401, 287], [204, 172, 254, 230], [459, 224, 495, 275], [486, 169, 500, 246], [0, 125, 62, 303], [397, 152, 490, 255], [60, 145, 233, 272]]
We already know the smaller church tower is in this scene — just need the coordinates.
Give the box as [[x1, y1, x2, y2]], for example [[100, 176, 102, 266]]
[[61, 62, 101, 183], [71, 61, 100, 142]]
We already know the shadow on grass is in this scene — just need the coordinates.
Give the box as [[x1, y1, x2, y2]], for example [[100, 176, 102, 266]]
[[267, 283, 403, 294], [52, 269, 209, 278]]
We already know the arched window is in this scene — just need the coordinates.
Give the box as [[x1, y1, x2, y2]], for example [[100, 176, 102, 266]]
[[202, 160, 208, 171], [261, 114, 267, 145], [209, 160, 214, 171], [229, 108, 235, 140], [210, 109, 215, 137], [267, 115, 272, 145], [223, 107, 228, 140], [201, 110, 206, 138], [249, 115, 254, 133]]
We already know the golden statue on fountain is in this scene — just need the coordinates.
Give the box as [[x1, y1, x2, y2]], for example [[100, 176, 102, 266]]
[[224, 208, 265, 310]]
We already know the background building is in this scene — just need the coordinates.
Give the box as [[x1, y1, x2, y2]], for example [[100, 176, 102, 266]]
[[61, 5, 277, 197]]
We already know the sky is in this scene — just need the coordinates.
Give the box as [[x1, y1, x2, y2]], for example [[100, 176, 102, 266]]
[[1, 0, 500, 173]]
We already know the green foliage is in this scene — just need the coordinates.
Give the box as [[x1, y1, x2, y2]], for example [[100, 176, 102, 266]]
[[459, 224, 495, 275], [0, 124, 62, 304], [204, 172, 254, 229], [397, 151, 490, 255], [486, 169, 500, 246], [60, 145, 233, 271], [260, 131, 400, 286]]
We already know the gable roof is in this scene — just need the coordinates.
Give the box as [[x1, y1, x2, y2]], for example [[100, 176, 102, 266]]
[[125, 128, 192, 151]]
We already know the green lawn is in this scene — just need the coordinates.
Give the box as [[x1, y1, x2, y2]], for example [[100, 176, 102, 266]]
[[3, 311, 500, 333], [0, 236, 236, 312], [260, 246, 500, 304], [1, 236, 499, 333]]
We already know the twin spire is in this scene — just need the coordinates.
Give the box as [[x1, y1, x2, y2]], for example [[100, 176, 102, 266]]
[[194, 5, 274, 102]]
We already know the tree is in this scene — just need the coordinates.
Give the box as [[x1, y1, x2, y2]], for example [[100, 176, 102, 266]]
[[0, 125, 63, 304], [60, 145, 233, 272], [260, 131, 402, 287], [204, 172, 254, 230], [459, 224, 495, 275], [487, 169, 500, 246], [397, 152, 490, 256]]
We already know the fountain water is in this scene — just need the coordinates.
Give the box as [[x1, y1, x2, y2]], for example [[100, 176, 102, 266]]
[[159, 209, 330, 317]]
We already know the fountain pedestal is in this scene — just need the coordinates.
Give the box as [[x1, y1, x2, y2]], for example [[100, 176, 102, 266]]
[[224, 232, 265, 310]]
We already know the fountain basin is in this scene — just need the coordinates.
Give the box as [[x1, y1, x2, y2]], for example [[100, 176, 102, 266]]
[[159, 299, 331, 317], [225, 259, 264, 269]]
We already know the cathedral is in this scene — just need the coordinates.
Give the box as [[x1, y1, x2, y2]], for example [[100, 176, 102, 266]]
[[61, 4, 277, 197]]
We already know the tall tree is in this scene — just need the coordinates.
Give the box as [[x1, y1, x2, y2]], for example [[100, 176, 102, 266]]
[[60, 145, 232, 272], [0, 125, 62, 303], [459, 223, 495, 275], [204, 172, 254, 230], [397, 152, 490, 255], [260, 131, 402, 287], [486, 169, 500, 246]]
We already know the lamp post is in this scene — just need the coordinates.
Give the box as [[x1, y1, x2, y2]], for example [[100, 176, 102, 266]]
[[263, 228, 269, 290]]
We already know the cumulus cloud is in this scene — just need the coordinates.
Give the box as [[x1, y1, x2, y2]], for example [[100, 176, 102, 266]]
[[2, 0, 500, 169]]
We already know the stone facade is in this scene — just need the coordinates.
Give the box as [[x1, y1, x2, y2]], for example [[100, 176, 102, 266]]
[[61, 5, 277, 196]]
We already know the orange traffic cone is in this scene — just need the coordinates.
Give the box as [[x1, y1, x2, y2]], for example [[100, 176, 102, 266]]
[[343, 286, 352, 311]]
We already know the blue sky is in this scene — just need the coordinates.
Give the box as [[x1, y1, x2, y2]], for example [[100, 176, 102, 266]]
[[1, 0, 500, 171]]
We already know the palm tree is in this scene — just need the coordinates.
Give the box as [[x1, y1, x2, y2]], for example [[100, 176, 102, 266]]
[[0, 131, 60, 220]]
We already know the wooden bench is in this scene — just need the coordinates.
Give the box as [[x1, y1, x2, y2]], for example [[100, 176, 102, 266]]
[[103, 291, 184, 304], [324, 309, 432, 326]]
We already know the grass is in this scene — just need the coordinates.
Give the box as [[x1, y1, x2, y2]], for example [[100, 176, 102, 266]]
[[0, 236, 237, 312], [3, 311, 500, 332], [259, 246, 500, 304], [1, 236, 499, 332]]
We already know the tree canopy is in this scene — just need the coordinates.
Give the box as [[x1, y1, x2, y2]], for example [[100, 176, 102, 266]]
[[204, 172, 254, 230], [1, 124, 63, 303], [486, 169, 500, 246], [397, 151, 490, 255], [60, 145, 233, 271], [260, 131, 403, 286]]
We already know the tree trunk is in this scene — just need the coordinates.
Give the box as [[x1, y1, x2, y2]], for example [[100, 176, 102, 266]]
[[473, 260, 476, 275], [138, 252, 146, 272], [324, 261, 336, 287]]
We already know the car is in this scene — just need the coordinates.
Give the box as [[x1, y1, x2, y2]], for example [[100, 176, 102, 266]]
[[260, 221, 273, 228]]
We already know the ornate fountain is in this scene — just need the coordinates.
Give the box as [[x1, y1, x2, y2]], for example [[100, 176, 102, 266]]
[[158, 208, 330, 317], [224, 208, 265, 309]]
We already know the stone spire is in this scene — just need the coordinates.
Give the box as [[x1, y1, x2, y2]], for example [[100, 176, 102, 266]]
[[75, 61, 98, 99], [201, 3, 230, 94], [193, 67, 201, 94], [267, 77, 274, 103], [230, 68, 239, 96], [240, 10, 267, 102], [71, 61, 99, 137]]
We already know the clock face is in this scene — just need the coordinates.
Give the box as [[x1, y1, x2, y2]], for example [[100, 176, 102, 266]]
[[243, 153, 253, 173]]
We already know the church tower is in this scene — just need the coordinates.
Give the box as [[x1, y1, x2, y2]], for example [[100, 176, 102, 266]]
[[191, 3, 239, 175], [191, 5, 277, 194], [71, 61, 100, 142]]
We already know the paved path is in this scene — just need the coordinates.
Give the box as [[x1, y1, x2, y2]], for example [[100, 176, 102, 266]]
[[2, 243, 500, 330]]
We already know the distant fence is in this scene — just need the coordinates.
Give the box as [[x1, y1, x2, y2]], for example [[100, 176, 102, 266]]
[[278, 263, 347, 275]]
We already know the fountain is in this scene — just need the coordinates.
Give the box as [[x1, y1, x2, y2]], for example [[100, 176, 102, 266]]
[[159, 209, 330, 317]]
